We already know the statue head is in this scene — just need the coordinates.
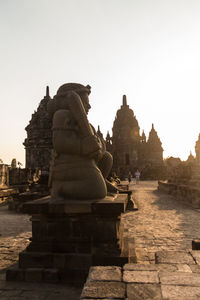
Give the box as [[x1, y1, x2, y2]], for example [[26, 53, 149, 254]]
[[57, 83, 91, 114], [48, 83, 91, 117]]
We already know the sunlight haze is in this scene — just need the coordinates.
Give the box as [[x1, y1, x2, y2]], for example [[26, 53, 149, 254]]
[[1, 0, 200, 165]]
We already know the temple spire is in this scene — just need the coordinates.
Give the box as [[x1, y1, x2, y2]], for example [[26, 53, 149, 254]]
[[46, 86, 49, 97], [141, 130, 146, 142], [106, 131, 111, 139], [122, 95, 127, 106], [97, 125, 103, 139]]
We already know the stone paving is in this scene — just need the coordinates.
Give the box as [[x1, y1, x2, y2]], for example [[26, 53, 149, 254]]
[[81, 181, 200, 299], [123, 180, 200, 263]]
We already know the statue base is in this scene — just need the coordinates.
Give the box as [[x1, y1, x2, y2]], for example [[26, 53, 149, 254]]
[[6, 194, 128, 284]]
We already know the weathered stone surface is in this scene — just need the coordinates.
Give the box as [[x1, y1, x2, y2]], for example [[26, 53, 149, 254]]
[[189, 264, 200, 273], [24, 268, 43, 282], [6, 267, 24, 282], [0, 290, 22, 297], [176, 264, 192, 272], [124, 263, 179, 273], [124, 181, 200, 265], [123, 270, 159, 284], [88, 266, 122, 282], [161, 284, 200, 299], [43, 269, 59, 283], [92, 194, 128, 215], [124, 264, 158, 271], [159, 272, 200, 286], [155, 251, 195, 264], [190, 250, 200, 265], [19, 251, 53, 268], [156, 264, 177, 272], [127, 283, 162, 300], [80, 281, 125, 299]]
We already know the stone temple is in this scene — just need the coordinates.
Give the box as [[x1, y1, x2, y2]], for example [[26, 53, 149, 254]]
[[23, 87, 52, 173], [24, 89, 163, 179], [105, 95, 163, 179]]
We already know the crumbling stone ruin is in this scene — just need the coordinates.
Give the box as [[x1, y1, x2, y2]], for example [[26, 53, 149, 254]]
[[158, 133, 200, 207]]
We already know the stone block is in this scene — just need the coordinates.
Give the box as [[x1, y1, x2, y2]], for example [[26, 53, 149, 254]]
[[24, 268, 43, 282], [123, 270, 159, 284], [59, 269, 88, 283], [32, 219, 71, 241], [128, 242, 137, 263], [176, 264, 192, 272], [0, 290, 22, 297], [22, 196, 50, 214], [189, 264, 200, 273], [51, 240, 91, 253], [92, 218, 118, 242], [26, 240, 54, 253], [161, 284, 200, 299], [159, 272, 200, 286], [59, 253, 92, 270], [88, 266, 122, 282], [43, 268, 59, 283], [127, 283, 162, 300], [156, 264, 178, 272], [52, 240, 91, 253], [53, 253, 66, 269], [92, 194, 128, 216], [190, 250, 200, 264], [6, 267, 24, 281], [19, 251, 53, 268], [81, 281, 125, 299], [49, 199, 94, 214], [124, 263, 158, 271], [155, 251, 195, 264], [92, 254, 128, 266]]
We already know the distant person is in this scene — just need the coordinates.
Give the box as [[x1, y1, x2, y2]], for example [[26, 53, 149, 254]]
[[128, 171, 132, 184], [135, 169, 140, 184]]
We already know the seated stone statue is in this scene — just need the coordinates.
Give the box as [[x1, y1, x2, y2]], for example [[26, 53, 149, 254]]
[[47, 83, 114, 200]]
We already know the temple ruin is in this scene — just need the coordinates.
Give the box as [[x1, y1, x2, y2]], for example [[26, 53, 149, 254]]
[[106, 95, 164, 179], [24, 89, 164, 180]]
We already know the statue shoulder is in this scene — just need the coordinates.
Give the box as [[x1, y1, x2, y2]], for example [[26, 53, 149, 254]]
[[53, 109, 72, 129]]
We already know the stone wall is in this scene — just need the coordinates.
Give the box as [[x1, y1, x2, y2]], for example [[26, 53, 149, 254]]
[[0, 164, 9, 188], [158, 181, 200, 208]]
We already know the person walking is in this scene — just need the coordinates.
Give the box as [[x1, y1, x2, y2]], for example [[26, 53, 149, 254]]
[[135, 169, 140, 184], [128, 171, 132, 184]]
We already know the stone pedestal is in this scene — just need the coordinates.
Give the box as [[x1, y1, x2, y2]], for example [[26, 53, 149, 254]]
[[6, 194, 128, 283]]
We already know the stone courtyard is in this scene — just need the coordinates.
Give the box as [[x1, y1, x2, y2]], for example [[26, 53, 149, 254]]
[[1, 181, 200, 299], [123, 180, 200, 263]]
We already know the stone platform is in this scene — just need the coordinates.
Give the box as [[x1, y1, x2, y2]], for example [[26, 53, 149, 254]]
[[81, 250, 200, 299], [6, 194, 128, 284]]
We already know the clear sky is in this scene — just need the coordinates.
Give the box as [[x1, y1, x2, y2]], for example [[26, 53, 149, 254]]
[[1, 0, 200, 166]]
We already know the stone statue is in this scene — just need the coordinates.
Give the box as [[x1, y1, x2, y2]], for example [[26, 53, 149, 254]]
[[47, 83, 114, 200]]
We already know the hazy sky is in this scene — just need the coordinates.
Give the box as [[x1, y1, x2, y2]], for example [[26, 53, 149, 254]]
[[1, 0, 200, 165]]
